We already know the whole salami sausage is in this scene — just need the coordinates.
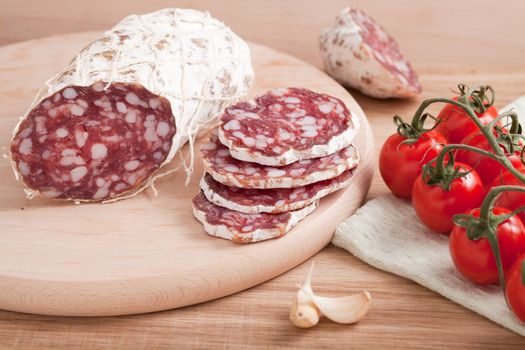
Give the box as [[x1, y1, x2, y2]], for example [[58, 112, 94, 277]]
[[320, 7, 421, 98], [10, 8, 254, 201], [218, 88, 359, 166], [200, 167, 356, 214], [192, 192, 317, 243], [202, 132, 359, 189]]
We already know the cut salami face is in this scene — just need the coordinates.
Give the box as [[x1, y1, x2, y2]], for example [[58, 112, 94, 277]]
[[218, 88, 359, 166], [10, 83, 175, 200], [201, 132, 359, 189], [320, 7, 422, 99], [10, 8, 254, 201], [192, 192, 317, 243], [200, 167, 356, 214]]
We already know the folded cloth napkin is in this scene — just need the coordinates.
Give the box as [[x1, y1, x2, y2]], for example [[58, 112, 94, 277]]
[[332, 194, 525, 337]]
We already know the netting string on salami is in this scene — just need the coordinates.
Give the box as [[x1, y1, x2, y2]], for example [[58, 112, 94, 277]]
[[9, 8, 254, 202], [193, 88, 361, 243]]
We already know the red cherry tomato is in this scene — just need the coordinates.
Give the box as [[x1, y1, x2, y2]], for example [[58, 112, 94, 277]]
[[379, 130, 446, 198], [456, 131, 523, 186], [492, 166, 525, 223], [435, 96, 499, 144], [449, 208, 525, 285], [412, 162, 485, 233], [506, 254, 525, 323]]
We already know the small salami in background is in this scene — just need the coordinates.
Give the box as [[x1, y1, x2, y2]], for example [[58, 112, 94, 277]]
[[320, 7, 422, 99]]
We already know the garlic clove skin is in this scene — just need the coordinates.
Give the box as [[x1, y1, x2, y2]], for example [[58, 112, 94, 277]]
[[289, 289, 320, 328], [289, 262, 372, 328], [310, 291, 372, 324]]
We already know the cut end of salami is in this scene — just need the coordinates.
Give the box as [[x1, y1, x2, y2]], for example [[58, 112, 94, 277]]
[[201, 132, 359, 189], [192, 192, 317, 243], [10, 82, 176, 200], [218, 87, 359, 166], [200, 167, 357, 214], [320, 7, 422, 99]]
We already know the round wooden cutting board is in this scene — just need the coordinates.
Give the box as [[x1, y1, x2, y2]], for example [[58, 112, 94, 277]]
[[0, 32, 374, 316]]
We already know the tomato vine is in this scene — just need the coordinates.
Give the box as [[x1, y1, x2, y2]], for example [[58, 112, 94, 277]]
[[410, 85, 525, 292]]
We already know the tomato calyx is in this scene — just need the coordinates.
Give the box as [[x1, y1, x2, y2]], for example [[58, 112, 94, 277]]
[[490, 109, 525, 156], [422, 153, 473, 191], [393, 113, 439, 145], [492, 125, 520, 154], [455, 83, 495, 115]]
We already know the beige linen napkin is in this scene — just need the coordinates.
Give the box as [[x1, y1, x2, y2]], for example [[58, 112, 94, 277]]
[[332, 194, 525, 336]]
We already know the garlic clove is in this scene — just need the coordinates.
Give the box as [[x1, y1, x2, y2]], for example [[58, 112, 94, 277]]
[[289, 289, 320, 328], [289, 261, 371, 328], [310, 291, 372, 324]]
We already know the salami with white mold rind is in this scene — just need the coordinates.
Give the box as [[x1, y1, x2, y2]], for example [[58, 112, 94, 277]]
[[192, 192, 317, 243], [218, 88, 359, 166], [10, 8, 254, 201], [201, 132, 359, 189], [319, 7, 421, 98], [200, 167, 356, 214]]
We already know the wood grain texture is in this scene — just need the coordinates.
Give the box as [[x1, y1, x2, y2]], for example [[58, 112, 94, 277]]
[[1, 0, 524, 68], [1, 0, 525, 348], [0, 247, 524, 349], [0, 34, 373, 316]]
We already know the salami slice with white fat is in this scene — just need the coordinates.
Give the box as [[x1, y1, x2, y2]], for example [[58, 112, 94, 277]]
[[201, 132, 359, 189], [200, 167, 356, 214], [192, 192, 317, 243], [218, 88, 359, 166], [319, 7, 421, 98], [10, 8, 254, 201]]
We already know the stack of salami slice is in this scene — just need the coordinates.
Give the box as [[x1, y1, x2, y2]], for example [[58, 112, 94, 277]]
[[192, 88, 360, 243]]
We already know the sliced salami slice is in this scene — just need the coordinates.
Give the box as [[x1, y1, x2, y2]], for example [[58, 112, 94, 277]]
[[320, 7, 422, 98], [218, 87, 359, 166], [201, 132, 359, 189], [192, 192, 317, 243], [200, 167, 356, 214]]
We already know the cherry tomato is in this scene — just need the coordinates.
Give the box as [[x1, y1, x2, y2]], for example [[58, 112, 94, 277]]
[[492, 166, 525, 223], [449, 208, 525, 285], [456, 131, 523, 186], [412, 162, 485, 233], [506, 254, 525, 323], [379, 130, 446, 198], [435, 96, 499, 144]]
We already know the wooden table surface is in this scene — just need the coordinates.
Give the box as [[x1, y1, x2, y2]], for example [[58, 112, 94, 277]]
[[1, 0, 525, 348]]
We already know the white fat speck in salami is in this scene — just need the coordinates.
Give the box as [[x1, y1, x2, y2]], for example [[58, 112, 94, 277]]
[[91, 143, 108, 159], [70, 166, 88, 182], [125, 160, 140, 171], [319, 7, 421, 98], [218, 88, 359, 166], [201, 132, 359, 189], [9, 8, 254, 202], [62, 88, 78, 99], [116, 102, 127, 114], [55, 128, 69, 138], [19, 139, 32, 155], [70, 105, 85, 116], [192, 192, 317, 243], [200, 167, 356, 214]]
